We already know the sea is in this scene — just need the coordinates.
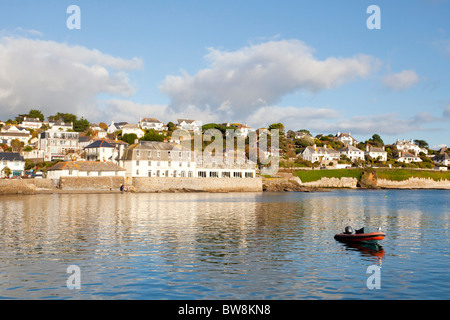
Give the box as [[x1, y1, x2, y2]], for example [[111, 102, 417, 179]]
[[0, 189, 448, 300]]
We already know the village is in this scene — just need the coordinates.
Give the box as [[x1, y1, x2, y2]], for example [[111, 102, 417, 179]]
[[0, 109, 449, 184]]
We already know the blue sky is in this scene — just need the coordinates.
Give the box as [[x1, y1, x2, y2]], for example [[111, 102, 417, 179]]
[[0, 0, 449, 148]]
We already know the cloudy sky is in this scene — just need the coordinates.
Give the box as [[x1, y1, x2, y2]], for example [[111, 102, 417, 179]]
[[0, 0, 449, 147]]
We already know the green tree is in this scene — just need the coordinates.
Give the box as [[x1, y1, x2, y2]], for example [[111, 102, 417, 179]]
[[414, 139, 429, 149], [28, 109, 45, 121], [141, 129, 164, 142], [121, 133, 138, 145], [2, 166, 11, 178], [368, 134, 384, 147], [268, 123, 285, 134], [73, 117, 90, 132]]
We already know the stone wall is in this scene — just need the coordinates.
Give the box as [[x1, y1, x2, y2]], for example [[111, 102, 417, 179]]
[[0, 179, 55, 195], [59, 176, 125, 191], [377, 178, 450, 189], [301, 177, 359, 189], [132, 177, 263, 193]]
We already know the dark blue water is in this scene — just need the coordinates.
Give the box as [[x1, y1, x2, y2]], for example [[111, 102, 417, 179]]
[[0, 190, 448, 299]]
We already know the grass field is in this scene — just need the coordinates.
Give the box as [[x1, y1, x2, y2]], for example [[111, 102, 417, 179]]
[[295, 169, 363, 183], [294, 168, 450, 183], [375, 169, 450, 181]]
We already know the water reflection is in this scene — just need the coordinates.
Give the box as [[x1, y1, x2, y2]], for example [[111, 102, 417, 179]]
[[0, 190, 449, 299]]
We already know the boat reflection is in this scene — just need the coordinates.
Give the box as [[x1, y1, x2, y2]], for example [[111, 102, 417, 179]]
[[340, 241, 385, 260]]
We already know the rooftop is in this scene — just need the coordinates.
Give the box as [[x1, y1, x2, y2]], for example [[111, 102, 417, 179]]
[[48, 161, 126, 172]]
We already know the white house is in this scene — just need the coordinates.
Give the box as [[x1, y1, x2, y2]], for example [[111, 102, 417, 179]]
[[121, 124, 145, 139], [47, 161, 126, 180], [229, 123, 255, 138], [0, 152, 25, 177], [338, 145, 365, 162], [196, 149, 257, 178], [394, 139, 428, 156], [49, 120, 73, 131], [107, 121, 128, 134], [433, 153, 450, 167], [139, 118, 168, 131], [119, 141, 196, 178], [177, 119, 202, 132], [84, 140, 116, 162], [302, 145, 340, 164], [38, 129, 80, 161], [396, 151, 422, 163], [365, 145, 388, 162], [336, 132, 357, 146], [0, 126, 31, 145], [21, 117, 42, 129]]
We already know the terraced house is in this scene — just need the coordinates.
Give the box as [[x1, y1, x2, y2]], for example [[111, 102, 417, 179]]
[[119, 141, 196, 178], [38, 129, 80, 161]]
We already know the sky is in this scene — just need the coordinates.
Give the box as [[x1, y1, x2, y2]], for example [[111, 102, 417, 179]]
[[0, 0, 449, 148]]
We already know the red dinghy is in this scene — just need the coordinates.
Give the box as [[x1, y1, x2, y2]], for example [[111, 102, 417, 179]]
[[335, 226, 385, 243]]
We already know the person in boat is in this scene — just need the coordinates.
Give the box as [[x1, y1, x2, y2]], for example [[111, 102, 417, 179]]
[[344, 226, 354, 234]]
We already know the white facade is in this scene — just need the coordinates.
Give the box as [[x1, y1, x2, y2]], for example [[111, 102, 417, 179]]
[[302, 145, 340, 163], [21, 117, 42, 129], [365, 145, 388, 162], [396, 152, 422, 163], [394, 139, 428, 156], [47, 161, 126, 180], [177, 119, 201, 132], [336, 132, 357, 146], [0, 153, 25, 177], [339, 145, 365, 162], [139, 118, 168, 131], [39, 129, 80, 161], [121, 124, 145, 138]]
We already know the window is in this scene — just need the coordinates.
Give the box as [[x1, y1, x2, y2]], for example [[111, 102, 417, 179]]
[[173, 170, 177, 177], [136, 150, 140, 157], [168, 161, 171, 167], [157, 151, 161, 158], [210, 171, 218, 178], [198, 171, 207, 178], [157, 161, 160, 167], [148, 161, 151, 166], [148, 170, 152, 177], [245, 172, 253, 178], [188, 171, 193, 177], [181, 171, 186, 177], [136, 160, 140, 166], [136, 170, 139, 176], [156, 170, 160, 177], [147, 151, 151, 157], [233, 172, 242, 178]]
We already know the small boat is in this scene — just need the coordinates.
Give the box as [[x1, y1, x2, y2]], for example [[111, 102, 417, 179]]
[[334, 226, 385, 243]]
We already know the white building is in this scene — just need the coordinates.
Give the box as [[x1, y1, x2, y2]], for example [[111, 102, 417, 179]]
[[396, 151, 422, 163], [196, 149, 257, 178], [394, 139, 428, 156], [107, 121, 128, 134], [336, 132, 358, 146], [302, 145, 340, 164], [49, 120, 73, 131], [0, 152, 25, 177], [121, 124, 145, 138], [139, 118, 168, 131], [338, 145, 365, 162], [38, 129, 80, 161], [120, 141, 195, 178], [433, 153, 450, 167], [84, 139, 128, 163], [365, 145, 388, 162], [0, 126, 31, 145], [21, 117, 42, 129], [47, 161, 126, 180], [177, 119, 202, 132]]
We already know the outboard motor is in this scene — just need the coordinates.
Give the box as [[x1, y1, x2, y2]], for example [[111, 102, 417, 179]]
[[344, 226, 354, 234]]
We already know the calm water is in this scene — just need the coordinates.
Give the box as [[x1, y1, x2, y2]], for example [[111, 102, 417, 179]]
[[0, 190, 448, 300]]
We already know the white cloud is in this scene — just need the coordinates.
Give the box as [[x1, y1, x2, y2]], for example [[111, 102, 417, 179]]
[[160, 39, 380, 120], [382, 70, 419, 91], [0, 35, 142, 120]]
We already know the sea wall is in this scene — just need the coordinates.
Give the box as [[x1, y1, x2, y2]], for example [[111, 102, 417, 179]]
[[59, 176, 125, 191], [377, 177, 450, 189], [132, 177, 263, 193], [0, 179, 55, 195], [301, 177, 359, 189]]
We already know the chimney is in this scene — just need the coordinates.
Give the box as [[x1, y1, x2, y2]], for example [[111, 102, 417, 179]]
[[366, 145, 370, 152]]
